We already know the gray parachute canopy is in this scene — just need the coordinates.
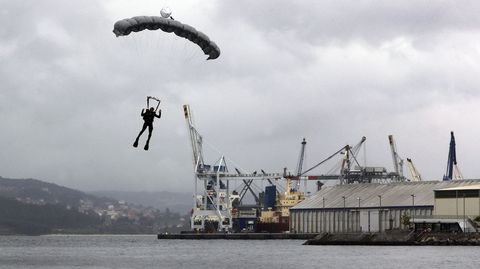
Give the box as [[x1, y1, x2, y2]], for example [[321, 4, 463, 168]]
[[113, 16, 220, 60]]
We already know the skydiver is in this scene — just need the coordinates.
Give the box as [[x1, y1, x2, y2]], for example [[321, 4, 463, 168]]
[[133, 106, 161, 151]]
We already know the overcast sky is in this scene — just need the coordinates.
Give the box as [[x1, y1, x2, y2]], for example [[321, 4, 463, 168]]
[[1, 0, 480, 192]]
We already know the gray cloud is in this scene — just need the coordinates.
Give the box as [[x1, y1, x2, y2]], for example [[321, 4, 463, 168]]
[[1, 0, 480, 192], [215, 0, 480, 45]]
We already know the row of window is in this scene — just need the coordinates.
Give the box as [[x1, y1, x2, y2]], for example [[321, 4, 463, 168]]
[[435, 190, 480, 199]]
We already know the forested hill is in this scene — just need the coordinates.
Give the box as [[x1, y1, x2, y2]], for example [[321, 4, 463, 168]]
[[0, 196, 100, 235], [0, 176, 115, 208], [0, 176, 190, 235]]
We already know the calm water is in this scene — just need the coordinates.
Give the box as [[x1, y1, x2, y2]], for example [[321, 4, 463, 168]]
[[0, 235, 479, 268]]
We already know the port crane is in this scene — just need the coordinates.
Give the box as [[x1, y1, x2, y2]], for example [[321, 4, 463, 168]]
[[183, 105, 413, 231], [388, 135, 405, 181], [443, 131, 463, 181], [286, 136, 368, 184], [287, 136, 409, 185], [290, 137, 368, 184], [183, 105, 282, 232], [283, 137, 345, 185], [284, 138, 322, 194], [296, 138, 307, 191], [388, 135, 424, 182], [406, 158, 422, 181]]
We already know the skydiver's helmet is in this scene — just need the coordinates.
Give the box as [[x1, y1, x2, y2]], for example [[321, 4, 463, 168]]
[[160, 7, 172, 18], [149, 107, 155, 111]]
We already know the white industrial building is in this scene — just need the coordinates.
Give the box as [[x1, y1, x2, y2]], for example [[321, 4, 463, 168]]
[[290, 180, 480, 233], [414, 184, 480, 232]]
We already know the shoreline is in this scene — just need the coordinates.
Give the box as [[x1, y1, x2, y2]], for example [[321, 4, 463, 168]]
[[157, 232, 316, 240], [303, 231, 480, 246]]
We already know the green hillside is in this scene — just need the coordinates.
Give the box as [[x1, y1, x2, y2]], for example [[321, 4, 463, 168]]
[[0, 176, 114, 208], [0, 176, 189, 235], [0, 196, 101, 235]]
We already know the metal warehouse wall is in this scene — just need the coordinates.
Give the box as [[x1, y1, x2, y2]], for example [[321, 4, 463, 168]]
[[290, 207, 433, 233]]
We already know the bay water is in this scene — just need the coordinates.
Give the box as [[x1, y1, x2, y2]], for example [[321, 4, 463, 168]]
[[0, 235, 478, 268]]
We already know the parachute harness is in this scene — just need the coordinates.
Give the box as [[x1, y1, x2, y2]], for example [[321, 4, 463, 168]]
[[147, 96, 161, 112]]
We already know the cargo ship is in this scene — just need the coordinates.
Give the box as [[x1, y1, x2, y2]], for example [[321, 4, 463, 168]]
[[231, 178, 306, 233]]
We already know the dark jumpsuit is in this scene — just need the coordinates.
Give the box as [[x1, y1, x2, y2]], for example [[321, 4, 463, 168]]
[[134, 109, 161, 149]]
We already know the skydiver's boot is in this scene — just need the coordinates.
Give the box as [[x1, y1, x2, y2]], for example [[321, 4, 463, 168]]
[[133, 139, 139, 148], [144, 130, 152, 151]]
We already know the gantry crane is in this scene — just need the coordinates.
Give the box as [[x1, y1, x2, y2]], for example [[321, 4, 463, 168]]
[[183, 105, 283, 232]]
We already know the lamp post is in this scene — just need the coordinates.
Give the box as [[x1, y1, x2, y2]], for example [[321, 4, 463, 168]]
[[342, 196, 346, 232], [456, 190, 459, 220], [357, 197, 363, 231], [411, 194, 415, 229], [377, 195, 382, 231], [463, 194, 466, 232]]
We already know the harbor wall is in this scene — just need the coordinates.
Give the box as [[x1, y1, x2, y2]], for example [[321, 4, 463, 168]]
[[157, 233, 316, 240], [303, 231, 480, 246]]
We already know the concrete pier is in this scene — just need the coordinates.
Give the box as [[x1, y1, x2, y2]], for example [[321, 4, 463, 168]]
[[303, 231, 480, 246], [157, 233, 316, 240]]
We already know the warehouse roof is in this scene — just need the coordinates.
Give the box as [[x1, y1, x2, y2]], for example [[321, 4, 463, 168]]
[[435, 184, 480, 191], [292, 180, 480, 210]]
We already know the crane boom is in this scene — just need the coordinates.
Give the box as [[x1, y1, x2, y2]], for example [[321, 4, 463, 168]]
[[183, 104, 204, 170], [295, 138, 307, 191], [388, 135, 404, 179], [406, 158, 422, 181], [388, 135, 399, 175], [296, 138, 307, 177]]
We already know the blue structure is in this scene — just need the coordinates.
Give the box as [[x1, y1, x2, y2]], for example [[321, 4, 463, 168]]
[[443, 131, 457, 181], [264, 185, 277, 210]]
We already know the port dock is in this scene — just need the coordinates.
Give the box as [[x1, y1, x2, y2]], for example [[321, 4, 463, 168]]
[[158, 233, 316, 240], [303, 231, 480, 246]]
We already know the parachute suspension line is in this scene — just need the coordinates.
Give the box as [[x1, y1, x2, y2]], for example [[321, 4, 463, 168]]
[[130, 33, 164, 95], [154, 31, 162, 51], [133, 35, 141, 56], [168, 34, 178, 60], [183, 43, 200, 65], [155, 32, 170, 62], [151, 31, 193, 64], [182, 40, 197, 64], [131, 37, 151, 94]]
